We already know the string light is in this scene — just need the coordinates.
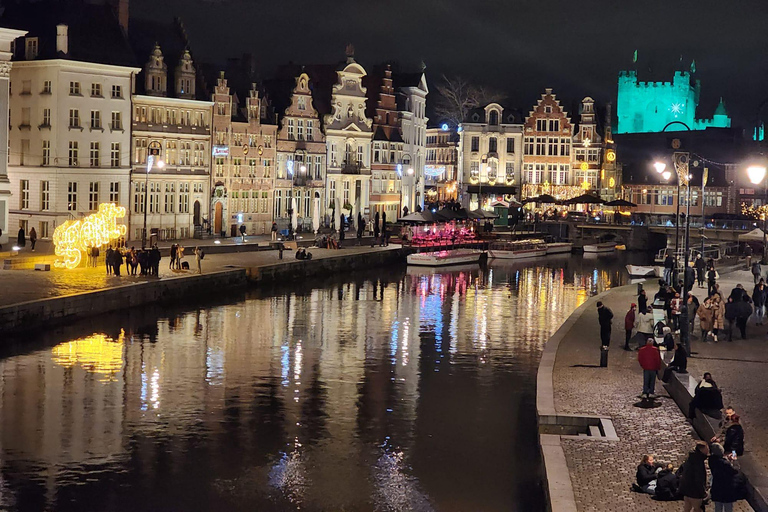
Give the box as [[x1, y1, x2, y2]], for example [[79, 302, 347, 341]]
[[52, 203, 127, 269], [741, 202, 768, 221]]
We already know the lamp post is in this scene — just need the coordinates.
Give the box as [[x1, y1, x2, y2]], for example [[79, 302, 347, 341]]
[[142, 155, 164, 249], [407, 167, 414, 211], [748, 165, 768, 263]]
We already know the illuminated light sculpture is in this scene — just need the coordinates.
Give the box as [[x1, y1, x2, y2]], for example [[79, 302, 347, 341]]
[[52, 202, 127, 269]]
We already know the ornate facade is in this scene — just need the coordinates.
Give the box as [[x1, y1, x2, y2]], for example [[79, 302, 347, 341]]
[[425, 126, 459, 203], [368, 65, 403, 217]]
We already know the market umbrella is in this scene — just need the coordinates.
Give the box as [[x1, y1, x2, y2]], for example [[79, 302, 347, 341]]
[[565, 194, 605, 205], [604, 199, 637, 207], [436, 207, 462, 221], [523, 194, 558, 204], [471, 208, 498, 219], [399, 211, 428, 223]]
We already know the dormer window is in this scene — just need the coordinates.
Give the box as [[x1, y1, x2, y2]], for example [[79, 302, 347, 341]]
[[488, 110, 499, 126], [25, 37, 38, 60]]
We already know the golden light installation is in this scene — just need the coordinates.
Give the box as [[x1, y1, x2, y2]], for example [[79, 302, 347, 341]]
[[52, 202, 127, 269], [51, 329, 125, 381]]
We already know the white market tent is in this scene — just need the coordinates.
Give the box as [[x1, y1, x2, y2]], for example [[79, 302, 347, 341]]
[[738, 228, 767, 241]]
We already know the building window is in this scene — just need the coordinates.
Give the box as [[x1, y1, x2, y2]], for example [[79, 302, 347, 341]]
[[41, 181, 50, 211], [548, 119, 560, 132], [215, 157, 224, 177], [69, 81, 81, 96], [67, 182, 78, 210], [535, 137, 545, 156], [307, 120, 314, 141], [506, 138, 515, 153], [19, 180, 29, 209], [488, 137, 497, 153], [357, 145, 364, 165], [164, 183, 175, 213], [110, 142, 120, 167], [506, 162, 515, 178], [68, 141, 79, 166], [524, 137, 534, 155], [90, 110, 101, 129], [69, 109, 80, 128], [109, 182, 119, 203], [134, 182, 145, 213], [343, 181, 350, 204], [39, 221, 48, 238], [111, 111, 122, 130], [315, 155, 322, 179], [548, 138, 558, 156], [89, 182, 99, 210], [111, 85, 122, 99], [471, 136, 480, 152], [90, 142, 100, 167], [329, 180, 336, 202], [536, 119, 547, 131], [149, 183, 160, 213], [42, 108, 51, 127], [288, 119, 295, 140], [297, 120, 304, 140], [274, 190, 283, 218], [42, 80, 52, 94], [560, 138, 570, 156], [91, 83, 102, 97], [298, 96, 306, 110], [248, 159, 256, 177], [25, 37, 38, 60]]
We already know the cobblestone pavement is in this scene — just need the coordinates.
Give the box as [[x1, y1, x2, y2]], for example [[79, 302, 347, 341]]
[[553, 284, 752, 511], [0, 245, 400, 307]]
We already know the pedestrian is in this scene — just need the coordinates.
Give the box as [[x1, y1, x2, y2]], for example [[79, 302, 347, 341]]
[[729, 284, 747, 303], [663, 253, 674, 285], [194, 246, 203, 274], [105, 246, 113, 275], [597, 301, 613, 349], [17, 226, 25, 248], [634, 306, 655, 349], [703, 294, 725, 342], [678, 441, 709, 512], [624, 303, 636, 351], [176, 245, 184, 269], [638, 288, 648, 314], [723, 414, 745, 457], [735, 295, 752, 340], [709, 442, 746, 512], [92, 246, 99, 267], [28, 227, 37, 251], [708, 266, 718, 298], [724, 297, 737, 342], [271, 221, 278, 241], [151, 245, 161, 275], [698, 296, 715, 342], [169, 244, 177, 269], [357, 212, 364, 239], [338, 214, 346, 248], [687, 294, 699, 335], [670, 292, 682, 332], [753, 280, 766, 325], [752, 260, 762, 285], [688, 372, 724, 419], [662, 342, 688, 382], [382, 212, 388, 247], [745, 243, 753, 270], [684, 265, 695, 292], [638, 338, 661, 399], [694, 254, 706, 288], [112, 247, 122, 276]]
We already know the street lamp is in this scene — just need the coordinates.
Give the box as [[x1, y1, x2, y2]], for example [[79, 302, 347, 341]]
[[654, 161, 667, 175], [407, 167, 414, 212], [142, 155, 164, 249], [747, 165, 768, 263]]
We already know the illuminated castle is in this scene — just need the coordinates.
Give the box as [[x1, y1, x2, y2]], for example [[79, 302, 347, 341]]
[[616, 67, 731, 134]]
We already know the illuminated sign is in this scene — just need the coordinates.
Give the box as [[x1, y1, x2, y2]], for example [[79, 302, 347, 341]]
[[212, 145, 229, 157], [52, 203, 127, 269], [424, 165, 446, 177], [396, 163, 403, 177], [608, 177, 616, 187], [441, 123, 449, 131], [580, 162, 589, 171], [606, 150, 616, 162]]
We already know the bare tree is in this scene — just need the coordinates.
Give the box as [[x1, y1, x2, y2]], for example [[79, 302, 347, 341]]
[[433, 74, 504, 126]]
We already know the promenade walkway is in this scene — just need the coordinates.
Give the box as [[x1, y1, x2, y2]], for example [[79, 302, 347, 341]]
[[545, 269, 759, 511], [0, 244, 400, 308]]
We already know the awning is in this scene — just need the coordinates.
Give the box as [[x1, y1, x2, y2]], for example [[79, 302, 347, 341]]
[[466, 185, 517, 194]]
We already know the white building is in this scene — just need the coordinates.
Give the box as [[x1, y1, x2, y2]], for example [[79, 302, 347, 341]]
[[323, 50, 373, 217], [6, 23, 138, 241], [0, 27, 27, 247], [458, 103, 523, 209], [395, 71, 428, 212], [129, 45, 212, 243]]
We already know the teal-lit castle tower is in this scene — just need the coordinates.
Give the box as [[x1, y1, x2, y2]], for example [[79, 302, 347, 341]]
[[616, 62, 731, 134]]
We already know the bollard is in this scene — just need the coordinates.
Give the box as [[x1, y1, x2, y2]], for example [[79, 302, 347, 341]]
[[600, 346, 608, 367]]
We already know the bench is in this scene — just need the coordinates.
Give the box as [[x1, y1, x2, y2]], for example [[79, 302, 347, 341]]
[[34, 263, 51, 271]]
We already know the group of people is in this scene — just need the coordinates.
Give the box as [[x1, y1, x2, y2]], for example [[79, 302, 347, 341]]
[[103, 245, 162, 277], [16, 226, 37, 251], [634, 401, 747, 511]]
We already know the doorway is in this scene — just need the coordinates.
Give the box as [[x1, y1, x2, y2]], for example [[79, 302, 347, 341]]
[[214, 202, 223, 235]]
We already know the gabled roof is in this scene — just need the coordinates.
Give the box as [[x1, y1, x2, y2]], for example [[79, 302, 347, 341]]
[[1, 0, 136, 68]]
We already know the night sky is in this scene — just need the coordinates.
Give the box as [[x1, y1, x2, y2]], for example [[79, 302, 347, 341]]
[[132, 0, 768, 127]]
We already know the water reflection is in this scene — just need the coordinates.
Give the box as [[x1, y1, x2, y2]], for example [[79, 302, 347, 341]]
[[0, 255, 630, 511]]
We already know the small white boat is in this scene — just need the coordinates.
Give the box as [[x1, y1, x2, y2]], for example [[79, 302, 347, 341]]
[[626, 265, 657, 276], [546, 242, 573, 255], [488, 239, 547, 260], [583, 242, 616, 254], [406, 249, 483, 267]]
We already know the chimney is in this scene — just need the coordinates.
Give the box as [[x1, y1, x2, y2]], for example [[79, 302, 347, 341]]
[[56, 24, 68, 55]]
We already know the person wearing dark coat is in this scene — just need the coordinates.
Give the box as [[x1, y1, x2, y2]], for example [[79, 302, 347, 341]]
[[597, 301, 613, 348], [624, 303, 636, 351], [112, 248, 122, 276], [694, 254, 706, 287], [724, 297, 738, 342], [753, 281, 767, 325], [678, 442, 709, 510], [373, 211, 380, 242], [723, 415, 745, 457], [709, 442, 746, 510], [357, 212, 364, 239], [708, 267, 719, 298], [653, 465, 681, 501], [684, 266, 695, 292], [635, 455, 662, 494], [338, 214, 346, 247], [664, 254, 675, 285], [728, 284, 747, 304], [662, 342, 688, 382], [734, 295, 753, 340], [638, 289, 648, 314], [17, 226, 25, 247], [688, 373, 724, 419], [105, 247, 113, 275], [381, 212, 388, 247]]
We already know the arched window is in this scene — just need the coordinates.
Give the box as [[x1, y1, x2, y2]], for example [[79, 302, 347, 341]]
[[489, 110, 499, 126]]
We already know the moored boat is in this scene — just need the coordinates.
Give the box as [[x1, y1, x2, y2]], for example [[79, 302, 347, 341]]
[[583, 242, 616, 254], [546, 242, 573, 254], [488, 239, 547, 260], [625, 265, 657, 276], [406, 249, 483, 267]]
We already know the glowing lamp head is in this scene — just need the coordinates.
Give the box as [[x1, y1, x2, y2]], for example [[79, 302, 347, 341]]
[[156, 160, 165, 169], [407, 168, 414, 176], [653, 162, 666, 174], [300, 165, 307, 173], [662, 171, 672, 181], [747, 165, 767, 185]]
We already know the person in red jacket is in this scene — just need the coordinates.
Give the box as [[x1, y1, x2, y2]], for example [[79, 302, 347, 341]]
[[638, 338, 662, 399], [624, 303, 636, 351]]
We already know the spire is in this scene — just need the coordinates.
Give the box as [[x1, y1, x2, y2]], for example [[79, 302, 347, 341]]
[[690, 59, 696, 74], [345, 43, 355, 64], [714, 97, 727, 116]]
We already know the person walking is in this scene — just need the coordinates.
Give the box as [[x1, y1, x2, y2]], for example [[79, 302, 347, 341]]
[[694, 254, 706, 288], [663, 253, 674, 285], [735, 295, 752, 340], [698, 297, 715, 342], [712, 294, 725, 342], [638, 288, 648, 314], [634, 307, 655, 349], [28, 227, 37, 251], [708, 265, 718, 298], [752, 260, 762, 285], [597, 301, 613, 349], [745, 244, 753, 270], [105, 246, 113, 275], [239, 224, 247, 242], [670, 292, 682, 332], [687, 294, 700, 335], [112, 247, 122, 277], [624, 303, 636, 351], [170, 244, 177, 270], [194, 246, 203, 274], [709, 442, 745, 512], [753, 280, 766, 325], [679, 442, 709, 512], [724, 297, 737, 342], [16, 226, 25, 248], [271, 222, 278, 241], [638, 338, 661, 399]]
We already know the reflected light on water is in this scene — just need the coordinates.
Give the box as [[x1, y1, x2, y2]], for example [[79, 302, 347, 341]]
[[51, 329, 125, 380]]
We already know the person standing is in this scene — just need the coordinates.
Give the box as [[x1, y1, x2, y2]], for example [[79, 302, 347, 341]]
[[752, 260, 762, 285], [624, 303, 636, 351], [735, 295, 752, 340], [679, 442, 709, 512], [708, 265, 718, 298], [28, 227, 37, 251], [709, 443, 744, 512], [638, 288, 648, 314], [724, 414, 745, 457], [271, 222, 278, 241], [112, 247, 122, 276], [338, 214, 346, 249], [753, 280, 766, 325], [373, 211, 380, 244], [724, 297, 737, 342], [17, 226, 25, 248], [694, 254, 706, 288], [176, 245, 184, 269], [712, 294, 725, 342], [239, 224, 247, 242], [105, 246, 113, 275], [170, 244, 177, 270], [634, 307, 655, 349], [638, 338, 661, 399], [663, 253, 674, 285], [670, 292, 682, 332], [194, 246, 203, 274], [597, 301, 613, 349], [745, 244, 753, 270]]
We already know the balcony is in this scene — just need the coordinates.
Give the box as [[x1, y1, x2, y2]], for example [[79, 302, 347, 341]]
[[338, 160, 370, 175]]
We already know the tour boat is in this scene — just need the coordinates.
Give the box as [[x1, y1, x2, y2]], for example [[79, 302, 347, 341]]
[[625, 265, 658, 277], [582, 242, 616, 254], [546, 242, 573, 255], [406, 249, 483, 267], [488, 239, 547, 260]]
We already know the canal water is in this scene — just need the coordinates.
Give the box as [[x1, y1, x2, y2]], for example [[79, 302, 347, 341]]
[[0, 254, 638, 511]]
